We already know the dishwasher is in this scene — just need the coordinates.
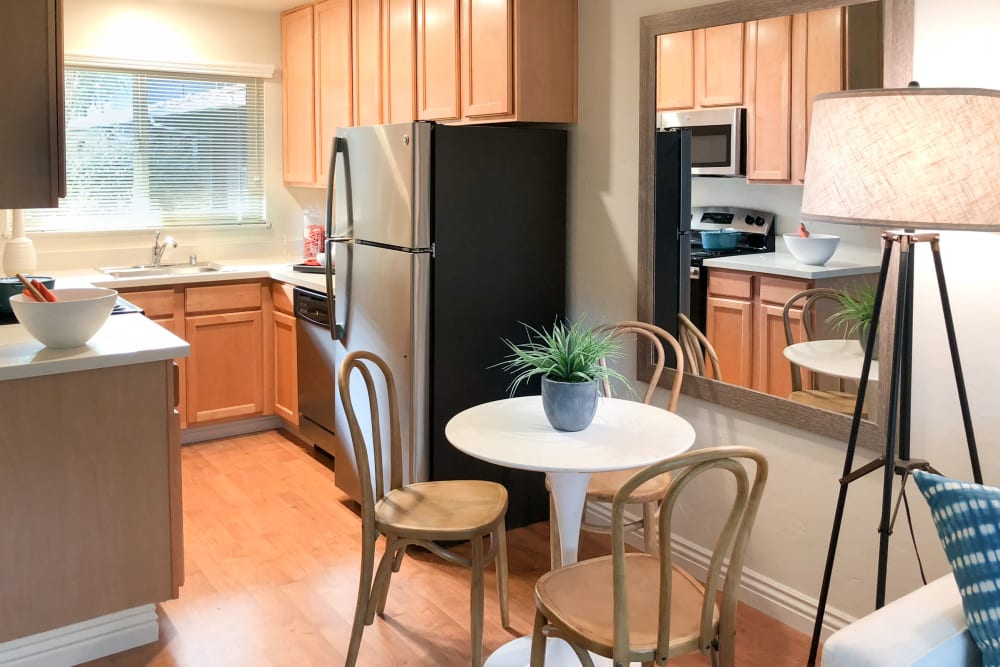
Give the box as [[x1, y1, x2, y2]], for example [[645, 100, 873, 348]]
[[294, 287, 344, 461]]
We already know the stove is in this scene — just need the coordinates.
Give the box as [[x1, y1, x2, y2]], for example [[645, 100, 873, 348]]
[[689, 206, 776, 265], [0, 294, 144, 326]]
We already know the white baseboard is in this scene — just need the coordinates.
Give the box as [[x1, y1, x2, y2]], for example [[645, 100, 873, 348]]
[[0, 605, 158, 667], [584, 505, 856, 638], [180, 415, 283, 444]]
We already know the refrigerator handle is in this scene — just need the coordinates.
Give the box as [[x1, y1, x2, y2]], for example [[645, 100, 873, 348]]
[[328, 237, 353, 340], [325, 136, 351, 340]]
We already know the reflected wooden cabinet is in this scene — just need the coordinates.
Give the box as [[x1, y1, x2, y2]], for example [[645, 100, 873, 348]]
[[656, 23, 743, 111], [0, 0, 65, 208], [745, 16, 793, 181], [705, 294, 753, 388]]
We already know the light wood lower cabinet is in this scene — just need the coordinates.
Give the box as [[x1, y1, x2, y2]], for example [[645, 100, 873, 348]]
[[123, 281, 286, 428]]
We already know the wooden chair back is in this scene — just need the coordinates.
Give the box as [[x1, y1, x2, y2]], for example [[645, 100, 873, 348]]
[[677, 313, 722, 381], [610, 447, 769, 665], [782, 288, 843, 392], [600, 320, 684, 412], [338, 350, 403, 522]]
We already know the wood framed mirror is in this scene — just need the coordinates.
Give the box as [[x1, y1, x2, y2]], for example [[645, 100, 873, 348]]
[[637, 0, 913, 446]]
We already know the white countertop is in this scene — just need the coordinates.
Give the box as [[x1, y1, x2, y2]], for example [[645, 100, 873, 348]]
[[702, 252, 880, 279], [79, 259, 332, 294], [0, 313, 190, 381]]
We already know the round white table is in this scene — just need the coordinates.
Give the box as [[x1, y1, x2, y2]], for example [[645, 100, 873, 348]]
[[783, 339, 879, 382], [445, 395, 696, 667]]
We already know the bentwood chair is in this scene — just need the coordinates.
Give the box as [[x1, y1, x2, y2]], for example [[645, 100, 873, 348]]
[[531, 447, 769, 667], [678, 313, 722, 381], [550, 321, 685, 563], [782, 288, 866, 417], [339, 350, 510, 667]]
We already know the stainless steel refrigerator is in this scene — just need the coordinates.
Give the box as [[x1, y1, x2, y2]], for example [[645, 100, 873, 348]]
[[323, 122, 566, 528]]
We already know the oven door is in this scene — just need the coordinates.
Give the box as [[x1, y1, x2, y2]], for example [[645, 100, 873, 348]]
[[658, 108, 745, 177]]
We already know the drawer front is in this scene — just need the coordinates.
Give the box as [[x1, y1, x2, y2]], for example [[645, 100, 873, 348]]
[[123, 289, 176, 318], [707, 269, 752, 300], [759, 275, 812, 306], [186, 283, 262, 314], [271, 282, 294, 315]]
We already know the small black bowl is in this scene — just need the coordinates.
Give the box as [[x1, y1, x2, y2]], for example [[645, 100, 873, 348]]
[[0, 276, 55, 315]]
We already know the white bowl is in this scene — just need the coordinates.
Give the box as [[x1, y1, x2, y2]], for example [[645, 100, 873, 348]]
[[783, 233, 840, 266], [10, 287, 118, 348]]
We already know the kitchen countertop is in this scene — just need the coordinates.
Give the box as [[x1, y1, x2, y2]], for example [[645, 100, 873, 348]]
[[0, 313, 190, 381], [702, 252, 880, 279]]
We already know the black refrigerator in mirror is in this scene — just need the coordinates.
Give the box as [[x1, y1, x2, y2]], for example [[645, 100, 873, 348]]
[[652, 128, 693, 341], [323, 122, 567, 529]]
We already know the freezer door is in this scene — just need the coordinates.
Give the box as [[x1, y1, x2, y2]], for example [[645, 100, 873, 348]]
[[653, 129, 692, 344], [333, 123, 431, 249], [331, 241, 430, 502]]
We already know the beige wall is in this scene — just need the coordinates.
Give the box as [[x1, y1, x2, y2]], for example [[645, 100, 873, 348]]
[[574, 0, 1000, 632]]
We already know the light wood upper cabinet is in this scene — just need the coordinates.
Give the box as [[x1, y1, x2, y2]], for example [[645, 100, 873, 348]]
[[384, 0, 416, 123], [745, 16, 792, 182], [353, 0, 383, 127], [656, 31, 694, 111], [461, 0, 513, 118], [416, 0, 461, 120], [695, 23, 744, 107], [0, 0, 65, 209], [315, 0, 353, 187], [656, 23, 742, 112], [281, 5, 317, 186]]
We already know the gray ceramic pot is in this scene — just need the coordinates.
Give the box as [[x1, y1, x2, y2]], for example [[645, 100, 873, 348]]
[[857, 325, 879, 361], [541, 376, 599, 432]]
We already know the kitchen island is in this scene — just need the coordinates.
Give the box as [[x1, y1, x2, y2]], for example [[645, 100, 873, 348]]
[[0, 314, 189, 665]]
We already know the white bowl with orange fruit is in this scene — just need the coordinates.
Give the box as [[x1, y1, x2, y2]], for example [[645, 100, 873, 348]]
[[783, 223, 840, 266], [9, 277, 118, 348]]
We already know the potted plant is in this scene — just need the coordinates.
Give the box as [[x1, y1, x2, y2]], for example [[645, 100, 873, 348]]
[[497, 318, 630, 431], [827, 283, 878, 359]]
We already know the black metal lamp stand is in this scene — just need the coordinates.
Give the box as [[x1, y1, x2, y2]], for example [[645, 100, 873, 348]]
[[806, 231, 983, 666]]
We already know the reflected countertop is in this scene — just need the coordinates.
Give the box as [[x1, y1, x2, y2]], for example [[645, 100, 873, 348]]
[[701, 252, 881, 279]]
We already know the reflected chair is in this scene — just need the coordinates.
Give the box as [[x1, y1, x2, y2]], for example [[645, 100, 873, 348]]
[[783, 288, 866, 417], [678, 313, 722, 381], [339, 350, 510, 667], [530, 447, 768, 667], [550, 321, 684, 563]]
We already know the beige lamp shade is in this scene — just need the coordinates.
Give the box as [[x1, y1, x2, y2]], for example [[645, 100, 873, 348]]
[[800, 88, 1000, 230]]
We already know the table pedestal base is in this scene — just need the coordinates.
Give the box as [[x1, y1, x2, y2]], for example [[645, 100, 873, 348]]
[[485, 636, 642, 666]]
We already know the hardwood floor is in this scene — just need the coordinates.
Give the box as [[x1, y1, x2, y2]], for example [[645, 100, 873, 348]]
[[84, 431, 812, 666]]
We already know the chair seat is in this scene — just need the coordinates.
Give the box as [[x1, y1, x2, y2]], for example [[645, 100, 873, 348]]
[[535, 554, 717, 657], [790, 389, 868, 418], [375, 480, 507, 540], [586, 469, 672, 503]]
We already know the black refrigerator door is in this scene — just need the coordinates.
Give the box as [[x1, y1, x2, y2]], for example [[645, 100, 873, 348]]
[[429, 124, 567, 529], [653, 129, 692, 347]]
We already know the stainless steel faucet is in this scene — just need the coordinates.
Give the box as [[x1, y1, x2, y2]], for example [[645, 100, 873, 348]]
[[151, 230, 177, 266]]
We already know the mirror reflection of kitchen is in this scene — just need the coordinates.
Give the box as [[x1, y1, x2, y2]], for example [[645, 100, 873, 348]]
[[651, 2, 884, 422]]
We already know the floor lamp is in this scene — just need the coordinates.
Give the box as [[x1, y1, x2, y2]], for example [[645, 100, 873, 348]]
[[801, 87, 1000, 666]]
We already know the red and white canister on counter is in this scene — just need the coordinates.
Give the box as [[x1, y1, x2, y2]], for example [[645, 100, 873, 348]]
[[302, 208, 324, 262]]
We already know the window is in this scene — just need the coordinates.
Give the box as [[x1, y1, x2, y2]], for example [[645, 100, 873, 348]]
[[26, 66, 266, 231]]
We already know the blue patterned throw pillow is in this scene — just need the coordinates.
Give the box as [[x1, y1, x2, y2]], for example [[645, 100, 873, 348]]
[[914, 469, 1000, 666]]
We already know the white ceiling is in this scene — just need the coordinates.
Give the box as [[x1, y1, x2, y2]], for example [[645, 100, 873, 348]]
[[141, 0, 304, 12]]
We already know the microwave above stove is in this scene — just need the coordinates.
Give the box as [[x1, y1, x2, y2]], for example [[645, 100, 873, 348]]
[[657, 108, 746, 177]]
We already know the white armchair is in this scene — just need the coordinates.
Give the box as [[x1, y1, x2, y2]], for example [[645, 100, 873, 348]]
[[821, 574, 979, 667]]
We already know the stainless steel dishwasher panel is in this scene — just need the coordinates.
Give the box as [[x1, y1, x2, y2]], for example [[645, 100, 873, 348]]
[[294, 287, 345, 463]]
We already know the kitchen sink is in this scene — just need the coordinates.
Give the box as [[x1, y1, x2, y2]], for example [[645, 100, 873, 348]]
[[98, 262, 222, 278]]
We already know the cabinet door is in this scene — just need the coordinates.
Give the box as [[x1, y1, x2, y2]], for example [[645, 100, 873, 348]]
[[273, 310, 299, 425], [706, 296, 753, 388], [0, 0, 64, 208], [315, 0, 353, 187], [461, 0, 512, 117], [791, 8, 843, 183], [695, 23, 744, 107], [384, 0, 416, 123], [353, 0, 383, 127], [124, 288, 188, 429], [655, 30, 695, 111], [746, 16, 792, 182], [416, 0, 460, 120], [185, 311, 264, 424], [281, 5, 317, 186], [754, 303, 807, 397]]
